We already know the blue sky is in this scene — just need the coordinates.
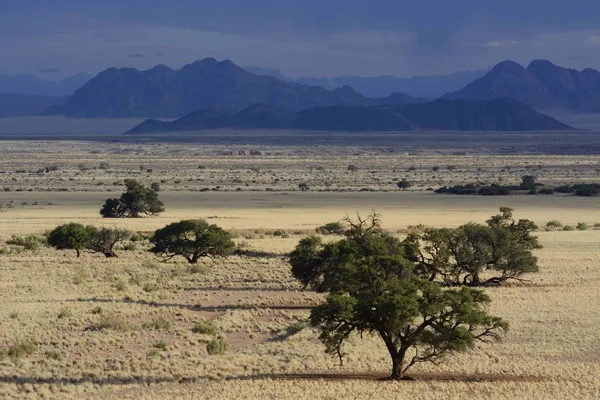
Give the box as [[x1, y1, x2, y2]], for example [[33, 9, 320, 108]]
[[2, 0, 599, 78]]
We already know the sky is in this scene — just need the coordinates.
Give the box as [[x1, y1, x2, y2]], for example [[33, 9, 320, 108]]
[[1, 0, 600, 79]]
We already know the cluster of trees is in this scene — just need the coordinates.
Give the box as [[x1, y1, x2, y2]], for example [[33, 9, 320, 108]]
[[47, 223, 130, 258], [46, 220, 234, 262], [436, 176, 599, 197], [289, 207, 537, 379]]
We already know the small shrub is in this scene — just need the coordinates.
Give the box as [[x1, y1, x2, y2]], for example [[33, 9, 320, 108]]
[[88, 313, 133, 332], [563, 225, 575, 231], [9, 312, 19, 319], [546, 220, 563, 230], [576, 222, 589, 231], [206, 338, 227, 355], [142, 317, 172, 331], [316, 221, 345, 235], [273, 229, 289, 238], [154, 340, 168, 349], [5, 235, 46, 250], [192, 320, 218, 336], [147, 349, 164, 359], [57, 307, 73, 319], [45, 349, 64, 361], [91, 306, 103, 315], [6, 340, 36, 358]]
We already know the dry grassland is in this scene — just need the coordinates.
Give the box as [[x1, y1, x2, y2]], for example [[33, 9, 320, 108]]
[[0, 141, 599, 399]]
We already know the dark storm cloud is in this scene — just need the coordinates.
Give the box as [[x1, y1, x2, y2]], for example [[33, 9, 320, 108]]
[[1, 1, 599, 78]]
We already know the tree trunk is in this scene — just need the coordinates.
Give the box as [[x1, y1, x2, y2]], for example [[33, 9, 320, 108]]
[[104, 251, 117, 258], [76, 249, 80, 257], [390, 357, 404, 380]]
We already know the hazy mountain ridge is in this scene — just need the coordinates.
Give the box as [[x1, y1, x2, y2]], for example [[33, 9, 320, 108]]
[[126, 98, 572, 134], [44, 59, 425, 119], [445, 60, 600, 112], [0, 73, 92, 96], [244, 66, 490, 98], [0, 94, 68, 118]]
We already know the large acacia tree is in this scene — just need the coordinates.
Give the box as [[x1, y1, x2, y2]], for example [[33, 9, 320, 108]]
[[47, 223, 130, 258], [100, 179, 164, 218], [149, 219, 235, 264], [403, 207, 541, 285], [289, 214, 508, 379]]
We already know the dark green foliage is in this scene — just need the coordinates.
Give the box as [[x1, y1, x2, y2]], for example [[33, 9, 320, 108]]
[[88, 227, 130, 258], [315, 221, 345, 235], [290, 213, 508, 379], [406, 207, 541, 286], [478, 184, 512, 196], [47, 223, 97, 257], [100, 179, 165, 218], [298, 182, 309, 191], [519, 175, 537, 191], [47, 224, 129, 258], [435, 184, 478, 195], [396, 178, 412, 190], [149, 219, 235, 264]]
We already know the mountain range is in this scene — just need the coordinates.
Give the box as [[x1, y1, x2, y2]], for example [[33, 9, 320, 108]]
[[44, 58, 426, 119], [244, 66, 489, 98], [126, 98, 572, 134], [445, 60, 600, 112], [0, 94, 67, 118], [0, 73, 92, 97]]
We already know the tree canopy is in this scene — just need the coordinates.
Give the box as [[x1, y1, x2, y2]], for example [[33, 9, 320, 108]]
[[404, 207, 541, 285], [46, 223, 96, 257], [46, 224, 130, 258], [100, 179, 164, 218], [149, 219, 235, 264], [289, 213, 508, 379]]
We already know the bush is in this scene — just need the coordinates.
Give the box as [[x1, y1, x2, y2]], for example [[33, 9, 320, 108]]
[[576, 222, 589, 231], [273, 229, 289, 238], [546, 220, 563, 230], [5, 340, 36, 358], [206, 338, 227, 355], [315, 221, 345, 235], [142, 317, 172, 331], [563, 225, 575, 231], [5, 234, 46, 250], [192, 320, 218, 336]]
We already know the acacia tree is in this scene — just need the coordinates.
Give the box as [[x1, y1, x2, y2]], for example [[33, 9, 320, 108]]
[[46, 223, 96, 257], [47, 224, 129, 258], [403, 207, 541, 286], [289, 214, 508, 379], [397, 179, 412, 191], [100, 179, 164, 218], [149, 219, 235, 264], [88, 227, 130, 258]]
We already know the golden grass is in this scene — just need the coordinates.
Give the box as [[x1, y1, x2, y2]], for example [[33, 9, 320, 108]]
[[0, 141, 599, 399]]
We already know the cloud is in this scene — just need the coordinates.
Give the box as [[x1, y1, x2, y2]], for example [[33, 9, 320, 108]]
[[483, 40, 520, 48], [128, 53, 145, 58], [155, 52, 165, 57], [38, 67, 61, 73]]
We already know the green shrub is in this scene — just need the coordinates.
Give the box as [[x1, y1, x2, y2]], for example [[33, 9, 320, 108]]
[[315, 221, 345, 235], [57, 307, 72, 319], [5, 340, 36, 358], [206, 338, 227, 355], [142, 317, 172, 331], [272, 229, 289, 238], [546, 220, 563, 230], [192, 320, 218, 336], [576, 222, 589, 231], [5, 234, 46, 250], [45, 349, 64, 361], [563, 225, 575, 231], [87, 313, 133, 332]]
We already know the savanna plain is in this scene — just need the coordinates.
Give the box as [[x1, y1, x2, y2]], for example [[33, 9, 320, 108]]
[[0, 139, 599, 399]]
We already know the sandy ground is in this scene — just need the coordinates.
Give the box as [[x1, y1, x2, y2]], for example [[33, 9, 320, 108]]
[[0, 141, 599, 399]]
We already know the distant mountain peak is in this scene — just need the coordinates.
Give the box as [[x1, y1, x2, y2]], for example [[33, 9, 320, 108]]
[[445, 60, 600, 112], [44, 58, 422, 118]]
